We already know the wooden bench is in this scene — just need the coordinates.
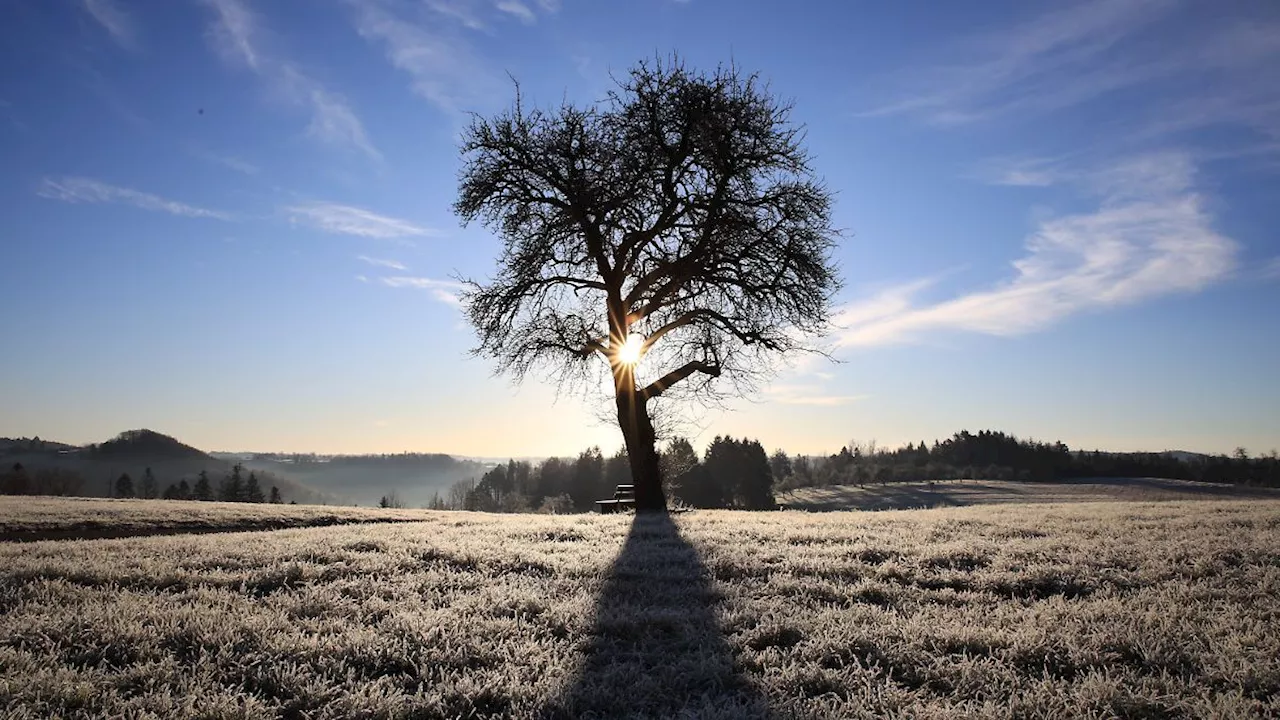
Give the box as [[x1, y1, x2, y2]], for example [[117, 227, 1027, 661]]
[[595, 484, 636, 513]]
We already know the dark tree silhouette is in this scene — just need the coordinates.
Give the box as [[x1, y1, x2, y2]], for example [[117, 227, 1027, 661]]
[[703, 436, 774, 509], [269, 485, 282, 504], [193, 471, 212, 501], [115, 473, 134, 499], [245, 471, 264, 503], [2, 463, 30, 495], [660, 437, 703, 506], [457, 58, 840, 509], [220, 464, 244, 502], [140, 467, 158, 499]]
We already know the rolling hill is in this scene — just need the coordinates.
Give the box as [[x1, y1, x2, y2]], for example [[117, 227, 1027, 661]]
[[0, 430, 332, 505], [2, 430, 492, 507]]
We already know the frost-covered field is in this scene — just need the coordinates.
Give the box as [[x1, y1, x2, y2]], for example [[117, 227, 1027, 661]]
[[0, 497, 436, 541], [2, 501, 1279, 718], [781, 477, 1280, 512]]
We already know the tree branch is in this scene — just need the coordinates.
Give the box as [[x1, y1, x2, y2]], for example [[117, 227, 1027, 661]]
[[642, 360, 721, 400]]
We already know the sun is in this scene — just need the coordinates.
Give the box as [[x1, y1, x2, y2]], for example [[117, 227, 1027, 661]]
[[617, 333, 645, 366]]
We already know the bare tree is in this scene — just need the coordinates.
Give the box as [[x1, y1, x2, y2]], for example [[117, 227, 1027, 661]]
[[457, 58, 841, 510]]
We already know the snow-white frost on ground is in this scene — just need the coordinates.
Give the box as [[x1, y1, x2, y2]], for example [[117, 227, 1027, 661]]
[[1, 501, 1278, 718]]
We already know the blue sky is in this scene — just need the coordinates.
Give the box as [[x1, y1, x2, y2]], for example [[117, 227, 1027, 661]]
[[2, 0, 1278, 457]]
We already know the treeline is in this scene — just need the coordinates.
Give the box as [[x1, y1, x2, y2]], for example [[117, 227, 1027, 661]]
[[0, 464, 85, 496], [435, 436, 777, 512], [249, 452, 462, 468], [775, 430, 1280, 490], [436, 429, 1279, 514], [108, 464, 285, 503]]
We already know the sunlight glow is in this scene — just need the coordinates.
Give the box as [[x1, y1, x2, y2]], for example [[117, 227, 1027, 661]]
[[617, 333, 645, 366]]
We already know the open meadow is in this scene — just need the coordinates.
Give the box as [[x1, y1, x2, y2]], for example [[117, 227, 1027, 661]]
[[780, 478, 1280, 512], [2, 499, 1279, 718], [0, 497, 437, 542]]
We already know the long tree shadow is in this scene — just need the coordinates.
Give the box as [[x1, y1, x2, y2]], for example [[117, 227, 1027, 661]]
[[546, 511, 770, 719]]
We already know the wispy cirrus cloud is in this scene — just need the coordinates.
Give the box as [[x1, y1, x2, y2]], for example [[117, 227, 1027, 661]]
[[860, 0, 1280, 150], [293, 75, 383, 163], [194, 150, 259, 176], [201, 0, 259, 70], [496, 1, 536, 24], [971, 156, 1068, 187], [1261, 257, 1280, 281], [861, 0, 1175, 124], [199, 0, 382, 162], [349, 0, 559, 114], [349, 3, 496, 114], [83, 0, 137, 50], [38, 176, 232, 221], [835, 152, 1238, 347], [380, 276, 466, 305], [764, 384, 867, 407], [286, 202, 438, 240], [357, 255, 407, 270]]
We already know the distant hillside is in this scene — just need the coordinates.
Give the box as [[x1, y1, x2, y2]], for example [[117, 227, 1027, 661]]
[[231, 453, 492, 508], [1161, 450, 1213, 463], [0, 430, 332, 505], [0, 437, 77, 453], [89, 429, 209, 461]]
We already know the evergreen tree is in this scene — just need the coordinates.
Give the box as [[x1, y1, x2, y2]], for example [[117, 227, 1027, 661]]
[[162, 483, 179, 500], [269, 486, 282, 504], [245, 471, 264, 503], [695, 436, 738, 508], [140, 467, 158, 499], [193, 471, 212, 501], [115, 473, 134, 498], [177, 479, 191, 500], [570, 447, 605, 511], [603, 448, 631, 492], [737, 439, 775, 510], [1, 463, 30, 495], [220, 464, 244, 502]]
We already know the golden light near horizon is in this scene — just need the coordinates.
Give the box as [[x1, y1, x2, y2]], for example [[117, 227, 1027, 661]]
[[617, 333, 645, 366]]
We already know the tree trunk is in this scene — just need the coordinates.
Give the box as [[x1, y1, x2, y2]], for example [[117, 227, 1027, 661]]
[[614, 370, 665, 511]]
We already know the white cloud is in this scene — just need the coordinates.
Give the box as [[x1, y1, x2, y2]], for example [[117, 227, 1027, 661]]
[[298, 80, 384, 163], [835, 152, 1238, 347], [200, 0, 381, 162], [496, 1, 536, 24], [861, 0, 1173, 123], [350, 0, 559, 113], [38, 176, 232, 221], [197, 151, 259, 176], [350, 2, 497, 114], [201, 0, 259, 70], [357, 255, 407, 270], [972, 156, 1066, 187], [765, 384, 867, 407], [380, 276, 466, 305], [424, 0, 487, 30], [83, 0, 136, 50], [286, 202, 437, 239], [1262, 257, 1280, 281], [859, 1, 1280, 150]]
